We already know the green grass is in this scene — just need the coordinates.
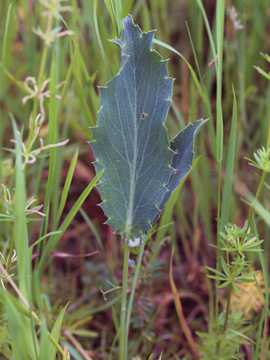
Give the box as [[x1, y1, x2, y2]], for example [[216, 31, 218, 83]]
[[0, 1, 270, 359]]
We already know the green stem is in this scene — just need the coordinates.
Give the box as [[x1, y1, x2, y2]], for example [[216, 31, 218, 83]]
[[216, 283, 233, 355], [125, 235, 146, 359], [215, 161, 222, 321], [247, 170, 266, 229], [222, 283, 232, 334], [119, 236, 130, 360]]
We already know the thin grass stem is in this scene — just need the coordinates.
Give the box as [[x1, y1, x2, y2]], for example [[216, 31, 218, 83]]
[[215, 161, 222, 321]]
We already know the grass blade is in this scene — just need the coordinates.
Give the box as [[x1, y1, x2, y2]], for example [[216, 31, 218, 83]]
[[11, 115, 39, 359], [153, 38, 207, 103], [55, 148, 79, 226], [38, 169, 104, 276], [4, 292, 28, 360], [220, 86, 238, 232], [0, 3, 12, 183], [39, 54, 58, 238], [93, 0, 111, 77], [11, 116, 30, 299], [39, 320, 50, 360], [49, 303, 69, 360], [70, 43, 95, 132]]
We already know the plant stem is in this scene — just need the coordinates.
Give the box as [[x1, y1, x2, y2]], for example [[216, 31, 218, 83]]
[[247, 170, 266, 229], [215, 161, 222, 321], [125, 235, 146, 359], [222, 283, 232, 334], [216, 282, 233, 355], [119, 236, 130, 360]]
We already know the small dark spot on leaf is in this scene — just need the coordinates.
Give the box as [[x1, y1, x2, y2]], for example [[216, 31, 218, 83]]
[[177, 171, 181, 175], [141, 112, 148, 119]]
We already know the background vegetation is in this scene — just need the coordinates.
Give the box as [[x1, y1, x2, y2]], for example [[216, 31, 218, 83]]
[[0, 0, 269, 359]]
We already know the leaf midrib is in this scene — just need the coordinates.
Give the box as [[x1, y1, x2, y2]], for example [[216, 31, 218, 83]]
[[125, 50, 138, 235]]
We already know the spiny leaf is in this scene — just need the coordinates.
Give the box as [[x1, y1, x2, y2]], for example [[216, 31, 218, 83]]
[[91, 15, 205, 238], [156, 119, 206, 217], [92, 15, 174, 237]]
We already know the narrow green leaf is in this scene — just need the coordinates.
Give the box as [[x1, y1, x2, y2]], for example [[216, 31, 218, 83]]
[[29, 231, 62, 266], [79, 208, 104, 250], [228, 329, 256, 345], [215, 0, 225, 162], [62, 342, 84, 360], [55, 148, 79, 226], [93, 0, 111, 76], [152, 38, 207, 103], [104, 0, 122, 36], [49, 303, 69, 360], [0, 290, 36, 321], [195, 0, 217, 71], [219, 280, 231, 288], [220, 86, 238, 232], [70, 45, 94, 132], [5, 292, 28, 360], [40, 54, 58, 238], [38, 170, 103, 275], [11, 116, 31, 300], [0, 3, 12, 183], [71, 40, 99, 114], [244, 191, 270, 226], [204, 266, 225, 277], [254, 66, 270, 80], [69, 329, 98, 338], [114, 0, 122, 36], [39, 320, 50, 360], [207, 275, 226, 281]]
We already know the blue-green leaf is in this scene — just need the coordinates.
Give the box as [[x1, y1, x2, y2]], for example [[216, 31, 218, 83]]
[[92, 15, 174, 237], [91, 15, 205, 238], [156, 119, 206, 215]]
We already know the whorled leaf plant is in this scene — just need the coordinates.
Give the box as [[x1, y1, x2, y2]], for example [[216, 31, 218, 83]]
[[90, 15, 206, 359]]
